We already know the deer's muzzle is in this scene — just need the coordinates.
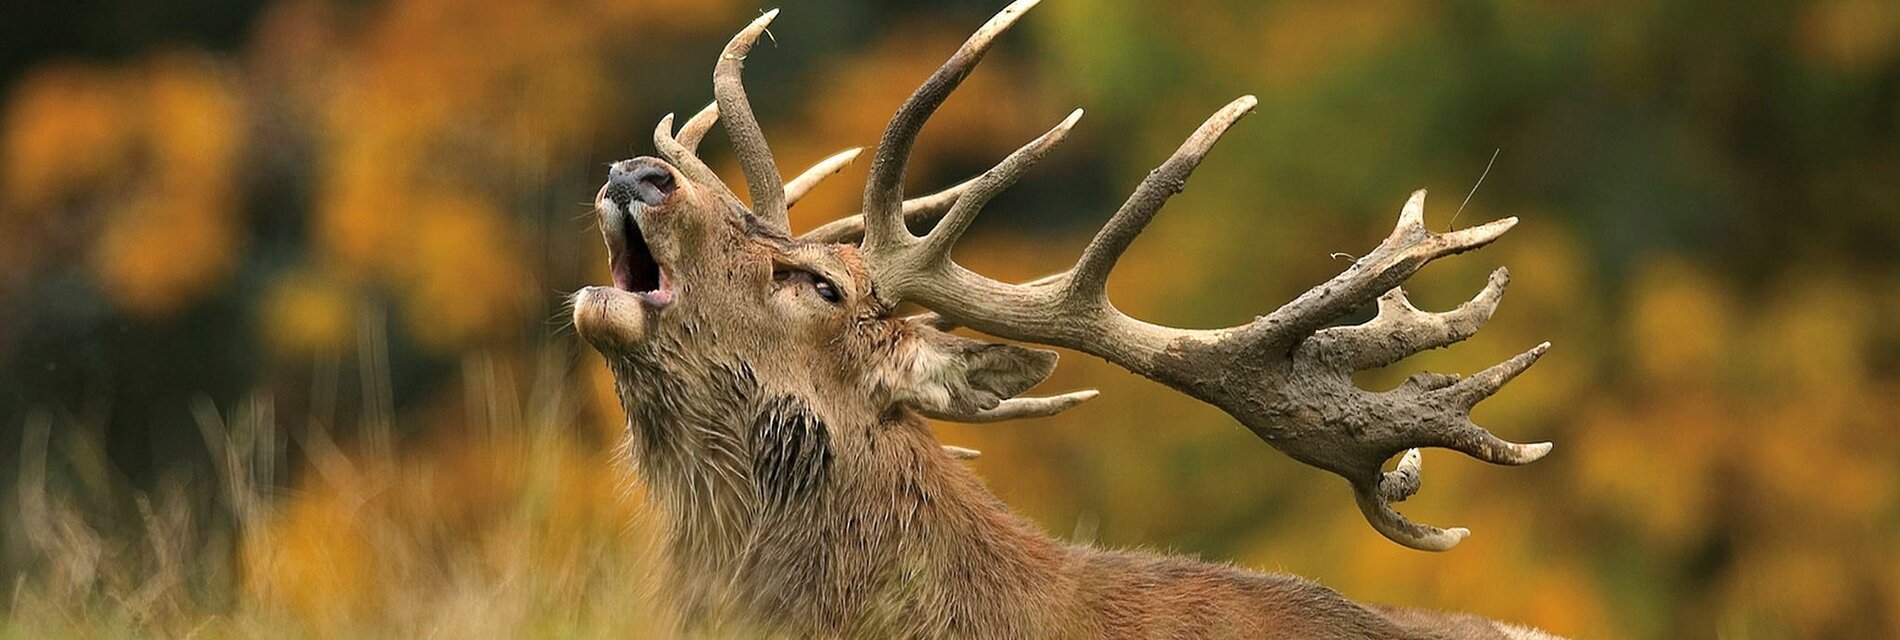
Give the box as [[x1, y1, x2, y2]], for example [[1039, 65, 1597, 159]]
[[595, 157, 678, 309], [605, 157, 679, 208]]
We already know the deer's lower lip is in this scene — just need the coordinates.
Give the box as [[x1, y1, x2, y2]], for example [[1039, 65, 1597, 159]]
[[636, 271, 675, 308]]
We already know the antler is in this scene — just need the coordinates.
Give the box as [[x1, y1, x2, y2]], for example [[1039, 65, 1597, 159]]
[[933, 388, 1101, 461], [713, 10, 790, 231], [659, 14, 921, 228], [922, 389, 1100, 424], [653, 111, 739, 205], [852, 0, 1551, 551], [656, 99, 864, 214], [784, 148, 863, 208], [800, 177, 977, 244]]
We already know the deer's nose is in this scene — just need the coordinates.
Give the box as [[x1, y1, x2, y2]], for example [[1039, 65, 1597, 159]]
[[606, 157, 679, 209]]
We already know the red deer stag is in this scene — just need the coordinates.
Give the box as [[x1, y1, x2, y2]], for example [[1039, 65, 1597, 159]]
[[572, 2, 1561, 637]]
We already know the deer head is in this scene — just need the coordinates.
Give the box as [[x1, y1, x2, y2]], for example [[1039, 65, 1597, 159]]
[[574, 0, 1551, 560]]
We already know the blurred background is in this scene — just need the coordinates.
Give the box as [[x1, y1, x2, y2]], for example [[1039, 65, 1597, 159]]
[[0, 0, 1894, 637]]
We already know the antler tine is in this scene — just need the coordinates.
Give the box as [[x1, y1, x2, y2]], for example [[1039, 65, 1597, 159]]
[[942, 445, 984, 460], [1350, 447, 1475, 551], [863, 0, 1040, 248], [678, 101, 720, 154], [785, 147, 864, 209], [1448, 341, 1551, 410], [918, 109, 1084, 260], [1068, 95, 1258, 301], [1355, 470, 1471, 552], [1241, 191, 1519, 354], [921, 389, 1099, 423], [930, 387, 1102, 463], [898, 176, 981, 229], [799, 176, 980, 244], [1307, 267, 1511, 372], [1379, 448, 1425, 503], [714, 9, 790, 231], [654, 113, 741, 204]]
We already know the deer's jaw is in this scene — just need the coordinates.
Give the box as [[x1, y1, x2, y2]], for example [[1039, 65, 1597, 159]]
[[575, 170, 677, 350], [572, 285, 651, 351]]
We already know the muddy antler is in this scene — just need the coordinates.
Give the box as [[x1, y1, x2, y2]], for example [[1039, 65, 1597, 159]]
[[852, 0, 1551, 551], [660, 16, 936, 227]]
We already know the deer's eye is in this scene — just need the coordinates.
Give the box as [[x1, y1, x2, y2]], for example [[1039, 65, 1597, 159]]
[[812, 277, 842, 304], [774, 268, 844, 305]]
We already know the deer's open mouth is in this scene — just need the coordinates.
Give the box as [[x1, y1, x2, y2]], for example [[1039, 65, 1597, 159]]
[[611, 215, 680, 307], [596, 156, 682, 308]]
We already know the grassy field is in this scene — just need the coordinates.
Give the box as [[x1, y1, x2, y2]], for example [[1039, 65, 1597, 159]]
[[3, 352, 677, 638]]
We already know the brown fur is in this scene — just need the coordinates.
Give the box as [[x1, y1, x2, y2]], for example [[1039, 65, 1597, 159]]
[[571, 162, 1556, 639]]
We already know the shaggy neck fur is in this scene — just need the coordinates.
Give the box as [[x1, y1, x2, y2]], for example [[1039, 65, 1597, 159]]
[[611, 352, 1077, 637]]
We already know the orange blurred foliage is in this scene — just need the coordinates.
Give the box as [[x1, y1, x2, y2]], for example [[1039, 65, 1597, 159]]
[[4, 54, 245, 317]]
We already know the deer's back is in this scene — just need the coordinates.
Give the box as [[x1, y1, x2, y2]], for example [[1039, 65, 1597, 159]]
[[1062, 549, 1549, 640], [1058, 549, 1395, 639]]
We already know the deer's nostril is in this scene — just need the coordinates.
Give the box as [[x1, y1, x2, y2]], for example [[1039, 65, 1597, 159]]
[[608, 158, 679, 208], [630, 166, 676, 205]]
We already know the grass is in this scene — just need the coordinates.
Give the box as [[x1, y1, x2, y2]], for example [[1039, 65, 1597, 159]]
[[2, 347, 673, 638]]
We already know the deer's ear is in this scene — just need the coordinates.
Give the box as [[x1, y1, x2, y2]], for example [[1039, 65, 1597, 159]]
[[894, 330, 1057, 416]]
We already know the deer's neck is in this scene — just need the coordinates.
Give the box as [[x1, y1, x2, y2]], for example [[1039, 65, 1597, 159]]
[[610, 353, 757, 571], [616, 370, 1075, 636], [732, 413, 1074, 636]]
